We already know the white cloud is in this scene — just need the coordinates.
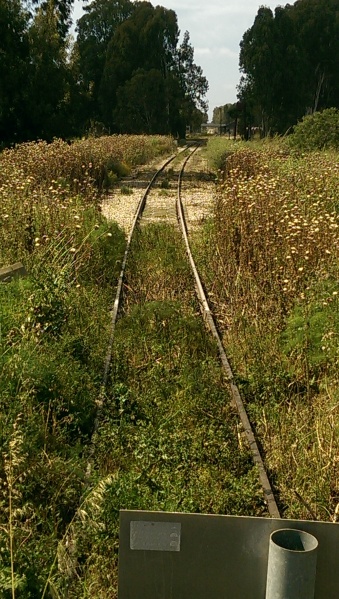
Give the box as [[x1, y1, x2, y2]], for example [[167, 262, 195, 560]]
[[218, 47, 239, 59], [194, 47, 212, 56], [195, 47, 238, 59]]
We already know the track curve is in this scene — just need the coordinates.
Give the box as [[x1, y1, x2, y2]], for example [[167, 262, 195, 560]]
[[91, 142, 281, 518]]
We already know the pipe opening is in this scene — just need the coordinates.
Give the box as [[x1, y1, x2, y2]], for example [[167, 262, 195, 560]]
[[271, 529, 318, 553], [266, 528, 318, 599]]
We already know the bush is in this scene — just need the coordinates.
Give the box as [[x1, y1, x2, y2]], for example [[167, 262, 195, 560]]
[[289, 108, 339, 151], [205, 137, 236, 171]]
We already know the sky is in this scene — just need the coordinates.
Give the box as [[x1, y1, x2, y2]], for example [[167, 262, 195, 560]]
[[71, 0, 280, 120]]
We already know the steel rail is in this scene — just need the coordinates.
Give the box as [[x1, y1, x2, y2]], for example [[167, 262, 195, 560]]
[[88, 140, 280, 519], [55, 148, 198, 593], [176, 147, 281, 519], [61, 142, 279, 591], [86, 144, 193, 474]]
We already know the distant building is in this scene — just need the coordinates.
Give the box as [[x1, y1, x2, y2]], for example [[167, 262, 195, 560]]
[[201, 122, 229, 135]]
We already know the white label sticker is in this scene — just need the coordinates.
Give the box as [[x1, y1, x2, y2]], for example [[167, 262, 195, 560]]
[[130, 521, 181, 552]]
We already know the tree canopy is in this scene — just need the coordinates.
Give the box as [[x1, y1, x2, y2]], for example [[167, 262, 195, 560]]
[[79, 1, 208, 136], [239, 0, 339, 135], [0, 0, 208, 143]]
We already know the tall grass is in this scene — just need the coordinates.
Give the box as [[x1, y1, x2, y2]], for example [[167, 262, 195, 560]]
[[0, 135, 175, 597], [51, 223, 265, 596], [0, 135, 175, 266], [198, 140, 339, 521]]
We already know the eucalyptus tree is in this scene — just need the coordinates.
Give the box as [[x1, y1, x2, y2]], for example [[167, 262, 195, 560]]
[[26, 0, 72, 139], [0, 0, 30, 142], [99, 2, 208, 134], [239, 0, 339, 135], [0, 0, 74, 142], [114, 68, 168, 134], [239, 6, 279, 134], [75, 0, 134, 124], [25, 0, 74, 37], [292, 0, 339, 113], [99, 1, 179, 130], [176, 31, 208, 118]]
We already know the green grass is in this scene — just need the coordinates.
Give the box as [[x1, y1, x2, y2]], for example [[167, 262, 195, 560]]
[[120, 185, 133, 195], [50, 223, 265, 597], [194, 140, 339, 522], [0, 224, 126, 596], [5, 133, 338, 596]]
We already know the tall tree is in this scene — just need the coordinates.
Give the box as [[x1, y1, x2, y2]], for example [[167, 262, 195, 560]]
[[239, 7, 277, 134], [293, 0, 339, 112], [239, 0, 339, 135], [114, 68, 168, 133], [0, 0, 30, 142], [99, 4, 208, 134], [99, 2, 179, 131], [212, 104, 233, 124], [176, 31, 208, 117], [75, 0, 134, 123], [101, 5, 178, 87], [27, 0, 74, 37], [0, 0, 208, 140], [25, 0, 71, 139]]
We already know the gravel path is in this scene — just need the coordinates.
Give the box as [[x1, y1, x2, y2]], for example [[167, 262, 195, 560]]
[[101, 154, 174, 232], [101, 146, 216, 233], [180, 148, 216, 233]]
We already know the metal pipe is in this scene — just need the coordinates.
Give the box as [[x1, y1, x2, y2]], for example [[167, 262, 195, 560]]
[[265, 528, 318, 599]]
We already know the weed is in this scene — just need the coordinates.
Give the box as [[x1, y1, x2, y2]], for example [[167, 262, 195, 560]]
[[0, 135, 175, 596], [160, 177, 170, 189], [50, 221, 265, 594], [120, 185, 133, 195], [196, 140, 339, 521]]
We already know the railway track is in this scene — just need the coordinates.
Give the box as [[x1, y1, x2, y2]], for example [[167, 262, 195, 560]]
[[93, 141, 281, 519]]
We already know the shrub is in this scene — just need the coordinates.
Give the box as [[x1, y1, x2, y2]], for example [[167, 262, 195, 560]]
[[195, 140, 339, 522], [281, 279, 339, 377], [289, 108, 339, 151]]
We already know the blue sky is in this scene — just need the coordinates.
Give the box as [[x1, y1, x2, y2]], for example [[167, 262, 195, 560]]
[[71, 0, 279, 120]]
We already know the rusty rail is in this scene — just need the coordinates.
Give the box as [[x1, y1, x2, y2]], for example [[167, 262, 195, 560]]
[[177, 147, 281, 518]]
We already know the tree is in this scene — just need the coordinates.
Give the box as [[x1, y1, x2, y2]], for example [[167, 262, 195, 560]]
[[75, 0, 134, 123], [175, 31, 209, 125], [0, 0, 30, 142], [292, 0, 339, 113], [239, 7, 277, 134], [25, 0, 72, 139], [114, 69, 168, 133], [0, 0, 76, 142], [27, 0, 74, 37], [99, 2, 178, 124], [238, 0, 339, 135], [212, 104, 233, 124], [0, 0, 208, 141], [73, 1, 208, 135]]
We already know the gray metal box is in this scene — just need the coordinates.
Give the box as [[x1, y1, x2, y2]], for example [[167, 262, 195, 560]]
[[119, 510, 339, 598]]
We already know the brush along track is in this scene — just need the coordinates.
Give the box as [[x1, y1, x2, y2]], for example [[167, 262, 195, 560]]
[[97, 142, 280, 519]]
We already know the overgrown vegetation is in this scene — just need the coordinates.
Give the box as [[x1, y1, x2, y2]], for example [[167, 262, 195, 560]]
[[0, 135, 175, 597], [198, 136, 339, 521], [0, 135, 175, 266], [50, 223, 264, 596], [288, 108, 339, 151], [2, 128, 338, 596]]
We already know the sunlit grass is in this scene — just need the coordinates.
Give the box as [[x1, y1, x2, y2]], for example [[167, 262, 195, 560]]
[[198, 141, 339, 520], [0, 135, 175, 266], [0, 134, 175, 597]]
